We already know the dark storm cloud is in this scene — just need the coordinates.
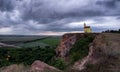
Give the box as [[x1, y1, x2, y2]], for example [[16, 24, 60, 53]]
[[21, 0, 105, 24], [96, 0, 120, 8], [20, 0, 120, 25], [0, 0, 15, 11], [0, 0, 120, 35]]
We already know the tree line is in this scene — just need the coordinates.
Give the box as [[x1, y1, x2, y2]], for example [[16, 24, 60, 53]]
[[102, 29, 120, 33]]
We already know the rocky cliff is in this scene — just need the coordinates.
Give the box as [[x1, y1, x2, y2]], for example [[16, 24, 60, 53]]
[[56, 33, 120, 72], [55, 33, 97, 59], [73, 33, 120, 72]]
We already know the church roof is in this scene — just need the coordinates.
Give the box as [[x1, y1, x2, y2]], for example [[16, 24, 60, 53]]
[[84, 26, 91, 28]]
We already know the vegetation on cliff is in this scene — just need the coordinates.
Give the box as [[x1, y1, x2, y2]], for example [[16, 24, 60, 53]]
[[70, 35, 95, 63]]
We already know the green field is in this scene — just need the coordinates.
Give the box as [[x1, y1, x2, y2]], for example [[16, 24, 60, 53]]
[[38, 37, 61, 47], [0, 35, 61, 48], [17, 37, 61, 48]]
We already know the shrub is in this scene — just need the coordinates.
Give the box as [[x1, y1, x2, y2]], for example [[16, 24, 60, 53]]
[[50, 58, 66, 70], [0, 47, 55, 68]]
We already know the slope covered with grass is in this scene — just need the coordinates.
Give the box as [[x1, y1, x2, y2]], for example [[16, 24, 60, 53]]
[[38, 37, 61, 47]]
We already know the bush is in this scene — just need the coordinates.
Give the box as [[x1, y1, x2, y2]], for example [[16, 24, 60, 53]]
[[50, 58, 66, 70], [0, 47, 55, 67]]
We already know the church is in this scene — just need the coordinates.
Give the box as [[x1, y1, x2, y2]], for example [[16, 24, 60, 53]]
[[84, 23, 92, 33]]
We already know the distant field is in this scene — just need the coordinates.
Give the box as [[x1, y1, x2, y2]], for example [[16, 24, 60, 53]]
[[39, 37, 61, 47], [0, 35, 48, 44], [0, 35, 61, 48], [18, 37, 61, 48]]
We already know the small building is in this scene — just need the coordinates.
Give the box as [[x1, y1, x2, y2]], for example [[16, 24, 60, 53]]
[[84, 23, 92, 33]]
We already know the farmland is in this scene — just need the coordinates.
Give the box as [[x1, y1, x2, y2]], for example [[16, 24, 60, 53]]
[[0, 35, 61, 48]]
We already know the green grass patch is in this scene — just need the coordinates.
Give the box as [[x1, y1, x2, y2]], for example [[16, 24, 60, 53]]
[[39, 37, 61, 47], [16, 37, 61, 48]]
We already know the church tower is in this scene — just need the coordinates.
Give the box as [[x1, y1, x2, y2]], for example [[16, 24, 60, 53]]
[[84, 22, 92, 33], [84, 22, 86, 27]]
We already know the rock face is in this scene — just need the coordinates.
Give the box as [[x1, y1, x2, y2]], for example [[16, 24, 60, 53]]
[[73, 33, 106, 70], [31, 60, 61, 72], [73, 33, 120, 72], [1, 60, 61, 72], [55, 33, 85, 59], [55, 33, 97, 59]]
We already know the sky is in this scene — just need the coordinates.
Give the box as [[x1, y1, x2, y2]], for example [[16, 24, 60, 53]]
[[0, 0, 120, 35]]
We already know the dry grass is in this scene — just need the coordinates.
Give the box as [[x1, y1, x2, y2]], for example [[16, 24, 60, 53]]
[[103, 33, 120, 56], [0, 64, 30, 72]]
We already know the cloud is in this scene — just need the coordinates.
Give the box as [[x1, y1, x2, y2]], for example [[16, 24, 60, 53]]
[[0, 0, 15, 11], [37, 31, 84, 36], [96, 0, 120, 8], [0, 27, 13, 34], [19, 0, 120, 25], [0, 0, 120, 35], [20, 0, 104, 24]]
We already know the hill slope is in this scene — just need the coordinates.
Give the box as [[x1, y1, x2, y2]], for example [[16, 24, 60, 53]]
[[73, 33, 120, 72]]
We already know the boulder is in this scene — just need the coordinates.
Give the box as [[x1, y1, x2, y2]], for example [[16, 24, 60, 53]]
[[31, 60, 61, 72]]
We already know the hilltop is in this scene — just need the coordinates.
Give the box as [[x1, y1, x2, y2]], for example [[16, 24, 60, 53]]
[[72, 33, 120, 72]]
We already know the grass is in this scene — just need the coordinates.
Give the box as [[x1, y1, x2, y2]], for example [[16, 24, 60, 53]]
[[15, 37, 61, 48], [39, 37, 61, 47], [0, 64, 30, 72], [18, 41, 49, 48]]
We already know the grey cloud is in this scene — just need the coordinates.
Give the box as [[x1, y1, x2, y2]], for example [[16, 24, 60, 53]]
[[96, 0, 118, 8], [0, 0, 120, 35], [0, 0, 15, 11], [20, 0, 105, 24], [20, 0, 120, 25]]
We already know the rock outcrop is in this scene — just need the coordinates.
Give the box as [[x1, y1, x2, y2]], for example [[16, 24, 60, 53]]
[[73, 33, 107, 70], [73, 33, 120, 72], [56, 33, 83, 58], [55, 33, 97, 59], [31, 60, 61, 72], [1, 60, 61, 72]]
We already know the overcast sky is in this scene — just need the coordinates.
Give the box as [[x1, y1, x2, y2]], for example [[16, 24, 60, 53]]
[[0, 0, 120, 35]]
